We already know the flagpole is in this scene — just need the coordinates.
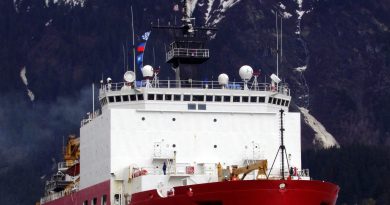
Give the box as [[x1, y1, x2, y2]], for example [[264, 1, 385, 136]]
[[131, 5, 136, 79]]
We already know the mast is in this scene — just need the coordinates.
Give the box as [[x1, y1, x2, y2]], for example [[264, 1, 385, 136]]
[[279, 109, 286, 179]]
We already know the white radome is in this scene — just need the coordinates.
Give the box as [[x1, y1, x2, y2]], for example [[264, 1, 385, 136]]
[[141, 65, 154, 77], [218, 73, 229, 85], [239, 65, 253, 80], [123, 71, 136, 83], [270, 74, 281, 83]]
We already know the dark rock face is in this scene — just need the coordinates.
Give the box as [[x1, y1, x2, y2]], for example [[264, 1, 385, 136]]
[[0, 0, 389, 204]]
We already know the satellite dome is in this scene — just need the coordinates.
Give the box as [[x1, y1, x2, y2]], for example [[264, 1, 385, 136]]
[[218, 73, 229, 85], [123, 71, 136, 83], [239, 65, 253, 80], [141, 65, 154, 77], [107, 77, 112, 82], [270, 73, 281, 83]]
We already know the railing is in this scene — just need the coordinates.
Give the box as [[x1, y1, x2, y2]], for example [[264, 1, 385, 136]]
[[166, 48, 209, 61], [101, 80, 290, 96], [40, 187, 78, 204], [81, 109, 102, 127]]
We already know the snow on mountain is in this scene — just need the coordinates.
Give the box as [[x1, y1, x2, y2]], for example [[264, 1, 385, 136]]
[[299, 107, 340, 148], [20, 67, 35, 102], [45, 0, 86, 7]]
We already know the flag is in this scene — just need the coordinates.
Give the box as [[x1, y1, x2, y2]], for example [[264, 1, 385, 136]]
[[136, 53, 144, 68], [137, 42, 146, 53], [141, 31, 151, 41]]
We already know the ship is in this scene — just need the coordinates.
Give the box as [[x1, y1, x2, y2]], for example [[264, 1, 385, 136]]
[[37, 2, 339, 205]]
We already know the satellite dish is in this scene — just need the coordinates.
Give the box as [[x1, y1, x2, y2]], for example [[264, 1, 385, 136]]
[[141, 65, 154, 77], [239, 65, 253, 80], [107, 77, 112, 83], [270, 74, 281, 83], [123, 71, 136, 83], [218, 73, 229, 85]]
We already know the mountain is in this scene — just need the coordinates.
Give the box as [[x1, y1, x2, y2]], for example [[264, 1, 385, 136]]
[[0, 0, 389, 204]]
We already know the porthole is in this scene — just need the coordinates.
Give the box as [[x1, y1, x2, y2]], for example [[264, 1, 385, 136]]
[[213, 145, 217, 148], [172, 118, 176, 121], [213, 118, 217, 122], [141, 117, 145, 121]]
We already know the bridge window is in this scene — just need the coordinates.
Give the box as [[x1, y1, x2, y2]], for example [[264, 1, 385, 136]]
[[281, 99, 286, 106], [130, 94, 136, 101], [165, 94, 172, 101], [250, 96, 257, 103], [115, 96, 121, 102], [108, 96, 114, 103], [148, 94, 155, 100], [184, 95, 191, 101], [223, 96, 231, 102], [156, 94, 164, 100], [137, 94, 144, 101], [285, 100, 290, 106], [174, 94, 181, 101], [268, 97, 273, 103], [193, 95, 204, 102], [215, 96, 222, 102], [206, 95, 213, 102], [259, 96, 265, 103], [277, 98, 281, 105], [122, 95, 129, 102], [272, 98, 277, 104], [242, 96, 249, 102], [233, 96, 240, 102]]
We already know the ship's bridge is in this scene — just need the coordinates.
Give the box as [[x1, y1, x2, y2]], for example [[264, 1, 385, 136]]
[[81, 80, 290, 126]]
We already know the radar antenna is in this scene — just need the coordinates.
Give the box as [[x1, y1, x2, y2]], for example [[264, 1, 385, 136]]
[[152, 0, 217, 87]]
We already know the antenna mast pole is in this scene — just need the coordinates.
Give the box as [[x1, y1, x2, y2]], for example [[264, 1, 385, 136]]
[[276, 12, 279, 77], [131, 5, 136, 79]]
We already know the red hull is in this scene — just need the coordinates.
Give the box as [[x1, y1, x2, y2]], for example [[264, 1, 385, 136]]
[[131, 180, 339, 205], [42, 180, 338, 205]]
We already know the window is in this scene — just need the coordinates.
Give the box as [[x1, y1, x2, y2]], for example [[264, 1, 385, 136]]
[[183, 95, 191, 101], [206, 95, 213, 102], [83, 200, 88, 205], [188, 104, 196, 110], [174, 94, 181, 101], [277, 98, 281, 105], [137, 94, 144, 100], [148, 94, 155, 100], [198, 104, 206, 110], [101, 195, 107, 205], [281, 99, 286, 106], [223, 96, 231, 102], [130, 95, 136, 101], [215, 96, 222, 102], [156, 94, 163, 100], [115, 96, 121, 102], [272, 98, 277, 104], [165, 94, 172, 101], [258, 96, 265, 103], [122, 95, 129, 102], [233, 96, 240, 102], [250, 96, 257, 103], [242, 96, 249, 102], [108, 96, 114, 103], [193, 95, 204, 102], [91, 198, 97, 205], [285, 100, 290, 107], [268, 97, 273, 104]]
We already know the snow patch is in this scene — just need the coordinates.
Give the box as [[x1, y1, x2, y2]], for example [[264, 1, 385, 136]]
[[279, 2, 286, 10], [45, 19, 53, 27], [299, 107, 340, 148], [282, 12, 292, 19], [205, 0, 241, 27], [45, 0, 85, 7], [296, 10, 306, 20], [20, 67, 35, 102], [293, 65, 307, 72]]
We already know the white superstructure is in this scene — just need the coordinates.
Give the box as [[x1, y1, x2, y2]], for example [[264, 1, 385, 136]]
[[79, 70, 302, 204]]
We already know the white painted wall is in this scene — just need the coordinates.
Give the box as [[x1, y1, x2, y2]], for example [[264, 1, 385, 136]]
[[80, 112, 111, 189]]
